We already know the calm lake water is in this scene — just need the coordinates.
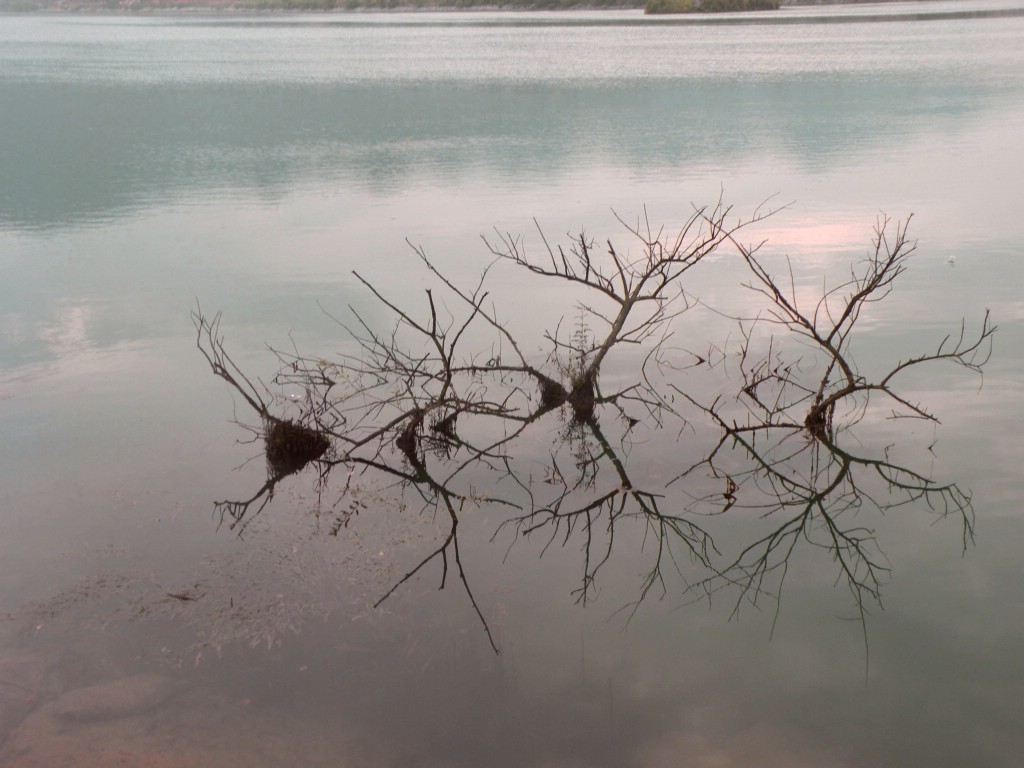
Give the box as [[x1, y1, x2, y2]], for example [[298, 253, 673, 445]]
[[2, 2, 1024, 765]]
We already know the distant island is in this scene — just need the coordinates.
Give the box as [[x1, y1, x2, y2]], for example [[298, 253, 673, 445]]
[[646, 0, 779, 11], [0, 0, 910, 15]]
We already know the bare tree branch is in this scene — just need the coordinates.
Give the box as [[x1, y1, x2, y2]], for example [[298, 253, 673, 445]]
[[195, 206, 991, 655]]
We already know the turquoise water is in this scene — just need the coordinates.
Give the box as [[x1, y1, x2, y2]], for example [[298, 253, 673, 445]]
[[1, 3, 1023, 765]]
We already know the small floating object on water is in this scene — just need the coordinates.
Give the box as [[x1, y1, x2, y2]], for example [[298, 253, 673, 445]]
[[947, 254, 957, 265]]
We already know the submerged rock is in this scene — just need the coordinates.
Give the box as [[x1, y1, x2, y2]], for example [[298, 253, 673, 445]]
[[51, 674, 179, 723], [0, 652, 54, 746]]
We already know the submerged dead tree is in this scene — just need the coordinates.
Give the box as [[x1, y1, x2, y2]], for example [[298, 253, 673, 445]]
[[196, 201, 993, 652], [656, 212, 992, 634], [194, 310, 331, 532]]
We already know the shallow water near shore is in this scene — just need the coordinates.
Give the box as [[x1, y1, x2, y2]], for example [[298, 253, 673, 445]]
[[2, 2, 1024, 765]]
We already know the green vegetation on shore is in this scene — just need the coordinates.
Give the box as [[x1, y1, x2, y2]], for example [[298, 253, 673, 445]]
[[645, 0, 778, 12]]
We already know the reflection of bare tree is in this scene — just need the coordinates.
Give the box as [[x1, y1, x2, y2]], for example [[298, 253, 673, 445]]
[[497, 415, 716, 612], [675, 419, 975, 627], [195, 205, 993, 652]]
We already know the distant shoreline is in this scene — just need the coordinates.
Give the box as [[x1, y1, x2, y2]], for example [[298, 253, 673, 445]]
[[4, 0, 1020, 18], [0, 0, 918, 12]]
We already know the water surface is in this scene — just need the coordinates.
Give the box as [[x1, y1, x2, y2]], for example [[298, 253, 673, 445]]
[[1, 3, 1023, 766]]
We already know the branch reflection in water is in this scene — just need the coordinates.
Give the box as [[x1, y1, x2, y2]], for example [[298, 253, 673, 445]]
[[195, 198, 994, 653]]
